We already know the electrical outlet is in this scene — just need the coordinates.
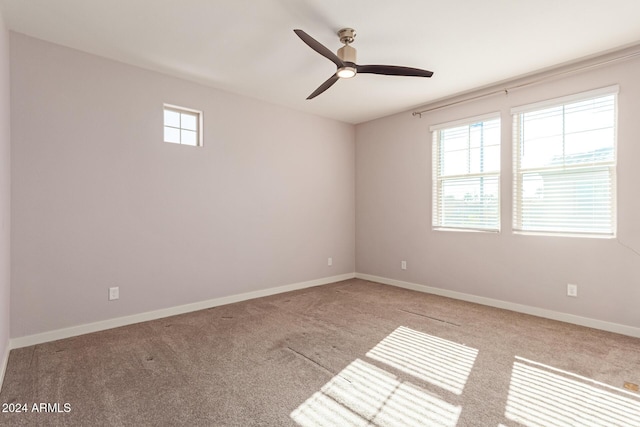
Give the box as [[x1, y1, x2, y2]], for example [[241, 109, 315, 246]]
[[109, 286, 119, 301], [401, 260, 407, 270], [328, 257, 333, 266], [567, 283, 578, 297]]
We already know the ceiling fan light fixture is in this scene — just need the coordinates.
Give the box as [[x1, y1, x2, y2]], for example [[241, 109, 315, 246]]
[[293, 28, 433, 99], [337, 66, 356, 78]]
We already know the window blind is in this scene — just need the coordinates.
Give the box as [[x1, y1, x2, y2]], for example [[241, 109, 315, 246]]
[[432, 115, 501, 232], [512, 89, 617, 237]]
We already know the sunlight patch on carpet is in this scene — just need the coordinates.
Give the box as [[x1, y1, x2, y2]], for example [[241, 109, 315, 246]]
[[506, 357, 640, 426], [366, 326, 478, 395], [291, 358, 460, 427]]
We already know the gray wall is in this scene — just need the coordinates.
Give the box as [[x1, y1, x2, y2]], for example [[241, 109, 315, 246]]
[[356, 54, 640, 329], [0, 10, 10, 380], [10, 33, 355, 338], [8, 30, 640, 343]]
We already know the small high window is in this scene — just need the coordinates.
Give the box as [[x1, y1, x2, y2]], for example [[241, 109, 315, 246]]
[[163, 104, 203, 146]]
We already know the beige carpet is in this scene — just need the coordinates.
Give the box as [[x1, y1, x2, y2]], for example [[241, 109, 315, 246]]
[[1, 278, 639, 426]]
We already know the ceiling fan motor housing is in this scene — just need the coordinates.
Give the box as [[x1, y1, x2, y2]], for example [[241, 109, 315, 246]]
[[337, 44, 356, 63], [337, 27, 357, 64]]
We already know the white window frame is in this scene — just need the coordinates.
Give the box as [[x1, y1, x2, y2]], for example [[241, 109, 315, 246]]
[[431, 112, 501, 232], [163, 104, 203, 147], [511, 85, 618, 238]]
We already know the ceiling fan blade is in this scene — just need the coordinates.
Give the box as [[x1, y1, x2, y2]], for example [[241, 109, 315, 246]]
[[294, 29, 344, 68], [307, 74, 340, 100], [357, 64, 434, 78]]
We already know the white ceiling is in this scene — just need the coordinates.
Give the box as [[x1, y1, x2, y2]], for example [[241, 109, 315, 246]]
[[2, 0, 640, 124]]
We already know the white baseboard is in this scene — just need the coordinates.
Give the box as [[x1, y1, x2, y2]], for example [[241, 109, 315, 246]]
[[0, 341, 8, 393], [356, 273, 640, 339], [10, 273, 356, 349], [11, 270, 636, 352]]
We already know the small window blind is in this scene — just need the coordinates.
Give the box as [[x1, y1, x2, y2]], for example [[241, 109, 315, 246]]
[[512, 86, 618, 237], [431, 114, 501, 232]]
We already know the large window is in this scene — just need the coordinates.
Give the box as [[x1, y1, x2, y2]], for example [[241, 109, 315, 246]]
[[512, 86, 617, 237], [163, 104, 203, 147], [431, 114, 501, 232]]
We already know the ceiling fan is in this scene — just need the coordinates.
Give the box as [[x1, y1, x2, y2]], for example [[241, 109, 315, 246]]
[[294, 28, 434, 100]]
